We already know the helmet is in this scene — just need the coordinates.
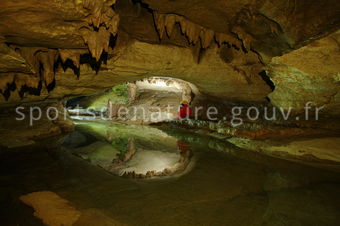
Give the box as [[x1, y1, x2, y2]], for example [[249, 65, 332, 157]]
[[180, 100, 189, 105]]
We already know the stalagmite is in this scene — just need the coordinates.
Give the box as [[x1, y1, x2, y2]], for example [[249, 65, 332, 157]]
[[80, 27, 111, 61]]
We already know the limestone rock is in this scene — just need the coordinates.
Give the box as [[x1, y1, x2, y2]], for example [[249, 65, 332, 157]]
[[79, 27, 111, 61], [153, 12, 242, 49], [20, 191, 81, 226], [0, 0, 339, 120], [0, 36, 270, 106], [20, 191, 126, 226], [228, 137, 340, 163], [267, 30, 340, 115], [0, 104, 74, 149], [0, 43, 30, 73], [145, 0, 340, 56], [59, 49, 87, 68]]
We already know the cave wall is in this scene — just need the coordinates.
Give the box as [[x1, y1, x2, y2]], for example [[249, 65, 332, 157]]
[[267, 30, 340, 115], [0, 0, 339, 118]]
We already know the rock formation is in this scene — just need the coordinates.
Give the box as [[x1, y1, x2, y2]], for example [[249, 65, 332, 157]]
[[20, 191, 126, 226], [0, 0, 339, 149]]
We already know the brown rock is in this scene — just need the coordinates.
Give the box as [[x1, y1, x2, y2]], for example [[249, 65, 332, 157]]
[[20, 191, 81, 226]]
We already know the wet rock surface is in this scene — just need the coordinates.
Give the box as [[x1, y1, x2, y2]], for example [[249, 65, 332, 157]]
[[228, 137, 340, 163], [0, 104, 74, 150], [155, 119, 340, 164], [20, 191, 127, 226], [267, 30, 340, 115], [1, 122, 340, 225], [20, 191, 81, 226]]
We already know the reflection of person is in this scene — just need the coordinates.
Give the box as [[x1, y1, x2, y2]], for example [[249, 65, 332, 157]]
[[177, 100, 192, 119], [177, 139, 191, 163]]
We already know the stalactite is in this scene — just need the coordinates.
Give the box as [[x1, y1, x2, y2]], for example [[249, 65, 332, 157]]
[[215, 32, 242, 49], [165, 14, 176, 37], [80, 27, 111, 61], [177, 16, 202, 45], [80, 0, 118, 29], [106, 10, 120, 36], [14, 46, 42, 75], [232, 27, 253, 51], [191, 44, 204, 64], [0, 73, 41, 100], [1, 0, 121, 100], [153, 12, 166, 39], [14, 74, 40, 90], [0, 74, 14, 93], [13, 47, 58, 90], [153, 12, 243, 51], [83, 0, 105, 28], [59, 49, 86, 68], [77, 0, 120, 61], [200, 28, 214, 49], [36, 50, 58, 86]]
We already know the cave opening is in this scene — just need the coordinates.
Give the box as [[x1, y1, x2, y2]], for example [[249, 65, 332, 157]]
[[63, 77, 198, 179], [65, 77, 197, 123]]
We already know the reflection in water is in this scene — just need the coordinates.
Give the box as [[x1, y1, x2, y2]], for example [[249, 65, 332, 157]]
[[1, 121, 340, 226], [63, 121, 194, 178]]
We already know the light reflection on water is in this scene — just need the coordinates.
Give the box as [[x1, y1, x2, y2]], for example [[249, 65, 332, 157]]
[[0, 121, 340, 225], [63, 121, 195, 178]]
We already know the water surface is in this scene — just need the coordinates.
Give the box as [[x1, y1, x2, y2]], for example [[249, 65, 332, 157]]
[[1, 121, 340, 225]]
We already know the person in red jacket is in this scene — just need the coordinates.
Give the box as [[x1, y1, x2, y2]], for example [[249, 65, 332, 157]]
[[177, 100, 192, 119]]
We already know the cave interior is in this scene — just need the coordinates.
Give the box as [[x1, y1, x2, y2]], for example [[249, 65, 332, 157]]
[[0, 0, 340, 225]]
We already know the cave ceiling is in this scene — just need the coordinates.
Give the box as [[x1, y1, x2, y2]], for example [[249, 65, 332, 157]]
[[0, 0, 339, 114]]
